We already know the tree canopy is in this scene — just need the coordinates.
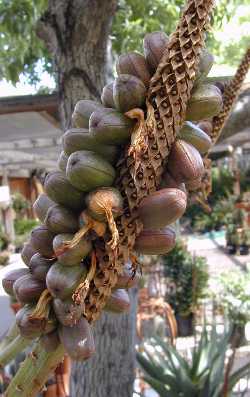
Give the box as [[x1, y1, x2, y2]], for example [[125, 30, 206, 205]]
[[0, 0, 249, 88]]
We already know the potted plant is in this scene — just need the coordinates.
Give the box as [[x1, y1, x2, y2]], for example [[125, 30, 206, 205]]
[[162, 240, 208, 336]]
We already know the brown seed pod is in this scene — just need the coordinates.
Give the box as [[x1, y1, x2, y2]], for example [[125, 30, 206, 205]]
[[53, 233, 92, 267], [53, 298, 82, 326], [40, 331, 61, 353], [30, 225, 55, 258], [57, 151, 69, 172], [185, 178, 202, 191], [16, 305, 56, 339], [161, 172, 186, 193], [116, 52, 151, 88], [115, 263, 140, 289], [113, 74, 146, 113], [13, 274, 46, 303], [44, 171, 85, 212], [143, 31, 169, 73], [167, 140, 204, 184], [72, 99, 104, 128], [33, 194, 55, 223], [134, 227, 176, 255], [59, 317, 95, 361], [138, 188, 187, 229], [104, 289, 130, 313], [2, 268, 30, 296], [29, 253, 54, 281], [101, 82, 115, 108], [21, 241, 37, 266], [197, 120, 213, 137], [186, 84, 222, 121], [44, 204, 80, 234]]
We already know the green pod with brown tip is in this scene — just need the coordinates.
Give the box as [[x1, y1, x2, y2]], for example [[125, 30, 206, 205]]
[[115, 263, 140, 289], [13, 274, 46, 303], [46, 261, 87, 299], [178, 121, 212, 154], [89, 108, 134, 145], [186, 84, 222, 121], [53, 298, 82, 326], [113, 74, 146, 113], [167, 140, 204, 184], [53, 233, 92, 267], [62, 129, 119, 164], [44, 204, 80, 234], [2, 268, 30, 296], [16, 305, 56, 339], [21, 241, 37, 266], [57, 151, 69, 172], [86, 187, 123, 222], [72, 99, 104, 128], [134, 227, 176, 255], [33, 193, 55, 223], [138, 188, 187, 230], [143, 31, 169, 73], [30, 225, 55, 258], [101, 82, 115, 108], [104, 289, 130, 313], [59, 317, 95, 361], [195, 49, 214, 86], [29, 253, 54, 281], [44, 171, 85, 212], [66, 150, 115, 192], [116, 52, 151, 88]]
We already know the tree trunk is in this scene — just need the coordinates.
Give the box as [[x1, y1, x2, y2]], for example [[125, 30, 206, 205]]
[[37, 1, 137, 396]]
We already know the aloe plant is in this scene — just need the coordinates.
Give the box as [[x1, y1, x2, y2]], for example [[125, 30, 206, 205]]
[[137, 326, 250, 397]]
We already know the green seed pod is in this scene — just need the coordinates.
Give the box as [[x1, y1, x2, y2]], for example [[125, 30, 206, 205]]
[[44, 204, 80, 234], [178, 121, 212, 154], [53, 298, 82, 326], [30, 225, 55, 258], [62, 129, 119, 164], [59, 318, 95, 361], [89, 108, 134, 145], [104, 289, 130, 313], [44, 171, 85, 212], [21, 241, 37, 266], [33, 194, 55, 223], [113, 74, 146, 113], [143, 31, 169, 73], [101, 82, 115, 108], [66, 150, 115, 192], [53, 233, 92, 267], [2, 268, 30, 296], [57, 151, 69, 172], [72, 99, 104, 128], [195, 49, 214, 86], [86, 187, 123, 222], [16, 305, 56, 339], [138, 188, 187, 229], [46, 261, 87, 299], [186, 84, 222, 121], [29, 253, 54, 281], [116, 52, 151, 88], [134, 227, 176, 255], [13, 274, 46, 303]]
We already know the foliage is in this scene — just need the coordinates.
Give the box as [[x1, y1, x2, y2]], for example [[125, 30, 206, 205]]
[[137, 326, 250, 397], [0, 226, 10, 251], [14, 218, 39, 236], [12, 192, 30, 215], [162, 240, 208, 316], [214, 269, 250, 327], [0, 252, 10, 266]]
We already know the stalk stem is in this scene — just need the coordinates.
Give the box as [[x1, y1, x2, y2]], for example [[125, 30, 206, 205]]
[[0, 335, 29, 368], [0, 321, 19, 351]]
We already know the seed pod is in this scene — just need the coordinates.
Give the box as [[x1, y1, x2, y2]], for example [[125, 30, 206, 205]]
[[138, 188, 187, 229], [53, 233, 92, 267], [105, 289, 130, 313], [44, 171, 85, 212], [21, 241, 37, 266], [29, 253, 54, 281], [197, 120, 213, 137], [86, 187, 123, 222], [13, 274, 46, 303], [72, 100, 104, 128], [53, 298, 82, 326], [186, 84, 222, 121], [101, 82, 115, 108], [57, 151, 69, 172], [40, 331, 61, 352], [46, 262, 87, 299], [62, 129, 119, 164], [2, 268, 30, 296], [116, 52, 151, 88], [185, 178, 202, 191], [178, 121, 212, 154], [44, 205, 80, 234], [115, 263, 140, 289], [59, 317, 95, 360], [143, 31, 169, 73], [33, 194, 55, 223], [89, 108, 134, 145], [134, 227, 176, 255], [16, 305, 56, 339], [113, 74, 146, 113], [161, 172, 186, 193], [167, 140, 204, 184], [195, 49, 214, 86], [30, 225, 55, 258], [66, 150, 115, 192]]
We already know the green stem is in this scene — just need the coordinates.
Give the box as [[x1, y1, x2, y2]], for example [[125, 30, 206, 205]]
[[5, 341, 65, 397], [0, 334, 29, 368], [0, 321, 19, 351]]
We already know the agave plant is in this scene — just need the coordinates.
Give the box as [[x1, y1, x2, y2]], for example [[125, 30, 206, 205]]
[[137, 326, 250, 397]]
